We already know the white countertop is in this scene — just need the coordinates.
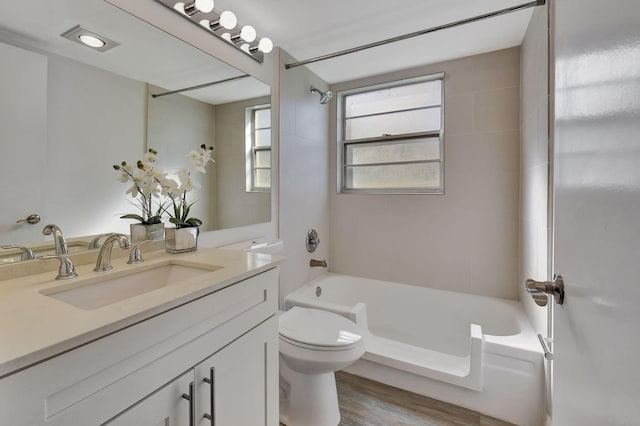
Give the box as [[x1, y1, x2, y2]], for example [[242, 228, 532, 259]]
[[0, 247, 282, 378]]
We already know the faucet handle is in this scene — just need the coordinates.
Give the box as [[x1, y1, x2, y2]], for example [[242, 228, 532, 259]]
[[2, 245, 36, 261], [128, 240, 153, 264], [39, 255, 78, 280], [16, 213, 41, 225]]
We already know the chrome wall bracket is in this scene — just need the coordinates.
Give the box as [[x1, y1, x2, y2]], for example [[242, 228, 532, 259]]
[[526, 275, 565, 306]]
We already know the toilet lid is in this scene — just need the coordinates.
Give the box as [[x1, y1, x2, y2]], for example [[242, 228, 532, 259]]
[[279, 307, 363, 348]]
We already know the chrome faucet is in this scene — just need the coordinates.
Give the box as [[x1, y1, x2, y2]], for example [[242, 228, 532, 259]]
[[310, 259, 328, 268], [42, 224, 68, 255], [1, 245, 36, 261], [94, 233, 130, 272]]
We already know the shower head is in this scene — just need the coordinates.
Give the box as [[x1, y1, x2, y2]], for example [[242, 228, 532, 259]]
[[310, 86, 333, 104]]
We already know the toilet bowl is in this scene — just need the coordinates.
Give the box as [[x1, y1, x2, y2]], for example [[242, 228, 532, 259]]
[[279, 307, 365, 426]]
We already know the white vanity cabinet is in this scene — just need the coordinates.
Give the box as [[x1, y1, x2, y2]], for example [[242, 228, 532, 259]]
[[0, 267, 279, 426], [195, 319, 278, 426], [105, 370, 193, 426]]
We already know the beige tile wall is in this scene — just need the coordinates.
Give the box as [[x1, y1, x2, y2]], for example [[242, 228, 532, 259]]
[[278, 50, 331, 308], [520, 5, 549, 334], [329, 47, 521, 300]]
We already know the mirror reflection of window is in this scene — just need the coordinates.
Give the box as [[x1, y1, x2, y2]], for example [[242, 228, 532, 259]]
[[246, 105, 272, 192]]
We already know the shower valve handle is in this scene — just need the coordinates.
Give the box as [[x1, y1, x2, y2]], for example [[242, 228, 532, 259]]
[[526, 275, 564, 306]]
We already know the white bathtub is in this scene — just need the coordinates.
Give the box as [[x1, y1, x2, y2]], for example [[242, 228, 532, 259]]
[[284, 273, 545, 426]]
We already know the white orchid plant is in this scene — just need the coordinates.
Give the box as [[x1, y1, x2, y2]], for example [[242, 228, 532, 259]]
[[113, 145, 214, 228], [160, 145, 215, 228], [113, 148, 165, 225]]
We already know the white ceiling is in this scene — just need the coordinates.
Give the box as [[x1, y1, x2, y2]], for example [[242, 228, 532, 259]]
[[215, 0, 535, 84]]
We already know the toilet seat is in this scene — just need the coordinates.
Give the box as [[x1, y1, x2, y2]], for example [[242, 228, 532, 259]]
[[279, 307, 362, 350]]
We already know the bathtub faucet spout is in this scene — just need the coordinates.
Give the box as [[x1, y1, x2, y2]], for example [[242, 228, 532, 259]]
[[310, 259, 327, 268]]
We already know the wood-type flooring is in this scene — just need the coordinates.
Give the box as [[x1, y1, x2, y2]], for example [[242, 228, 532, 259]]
[[282, 371, 516, 426]]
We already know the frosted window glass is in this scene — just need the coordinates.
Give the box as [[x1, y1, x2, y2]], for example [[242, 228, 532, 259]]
[[345, 107, 441, 140], [255, 150, 271, 167], [345, 80, 441, 118], [346, 138, 440, 165], [339, 74, 444, 193], [254, 169, 271, 189], [246, 105, 271, 192], [345, 162, 440, 189], [255, 129, 271, 147], [255, 108, 271, 129]]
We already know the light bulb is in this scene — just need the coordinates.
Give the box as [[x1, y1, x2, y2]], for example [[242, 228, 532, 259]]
[[240, 44, 251, 54], [194, 0, 214, 13], [173, 2, 186, 14], [177, 0, 213, 16], [258, 37, 273, 54], [240, 25, 256, 43], [219, 11, 237, 30], [221, 32, 232, 42], [79, 34, 105, 48]]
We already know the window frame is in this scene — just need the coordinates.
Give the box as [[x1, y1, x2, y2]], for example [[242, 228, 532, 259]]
[[336, 72, 445, 194], [245, 103, 272, 193]]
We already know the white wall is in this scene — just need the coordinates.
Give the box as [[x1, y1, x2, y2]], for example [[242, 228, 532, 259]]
[[277, 50, 331, 307], [520, 5, 549, 336], [329, 48, 521, 300], [215, 97, 271, 229]]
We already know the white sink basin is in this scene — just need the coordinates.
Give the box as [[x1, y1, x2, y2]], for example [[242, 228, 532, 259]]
[[41, 263, 217, 310]]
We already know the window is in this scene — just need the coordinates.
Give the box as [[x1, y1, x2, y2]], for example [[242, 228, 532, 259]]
[[338, 73, 444, 194], [246, 104, 271, 192]]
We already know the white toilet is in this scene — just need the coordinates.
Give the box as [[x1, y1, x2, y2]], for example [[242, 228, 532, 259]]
[[279, 307, 365, 426]]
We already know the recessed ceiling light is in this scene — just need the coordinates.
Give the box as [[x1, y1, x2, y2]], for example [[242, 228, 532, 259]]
[[79, 34, 106, 48], [60, 25, 119, 52]]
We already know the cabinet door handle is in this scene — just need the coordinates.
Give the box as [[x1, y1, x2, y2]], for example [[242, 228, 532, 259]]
[[182, 381, 195, 426], [203, 367, 215, 424]]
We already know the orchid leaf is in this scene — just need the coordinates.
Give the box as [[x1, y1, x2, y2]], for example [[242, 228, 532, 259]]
[[186, 218, 202, 227], [120, 214, 145, 222]]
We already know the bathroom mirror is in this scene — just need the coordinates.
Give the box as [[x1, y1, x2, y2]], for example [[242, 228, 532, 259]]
[[0, 0, 271, 260]]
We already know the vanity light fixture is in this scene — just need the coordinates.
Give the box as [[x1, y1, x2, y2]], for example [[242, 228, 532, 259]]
[[200, 10, 237, 32], [60, 25, 119, 52], [174, 0, 215, 16], [155, 0, 273, 62]]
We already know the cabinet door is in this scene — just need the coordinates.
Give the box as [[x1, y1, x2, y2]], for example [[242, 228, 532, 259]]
[[105, 370, 194, 426], [196, 316, 278, 426]]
